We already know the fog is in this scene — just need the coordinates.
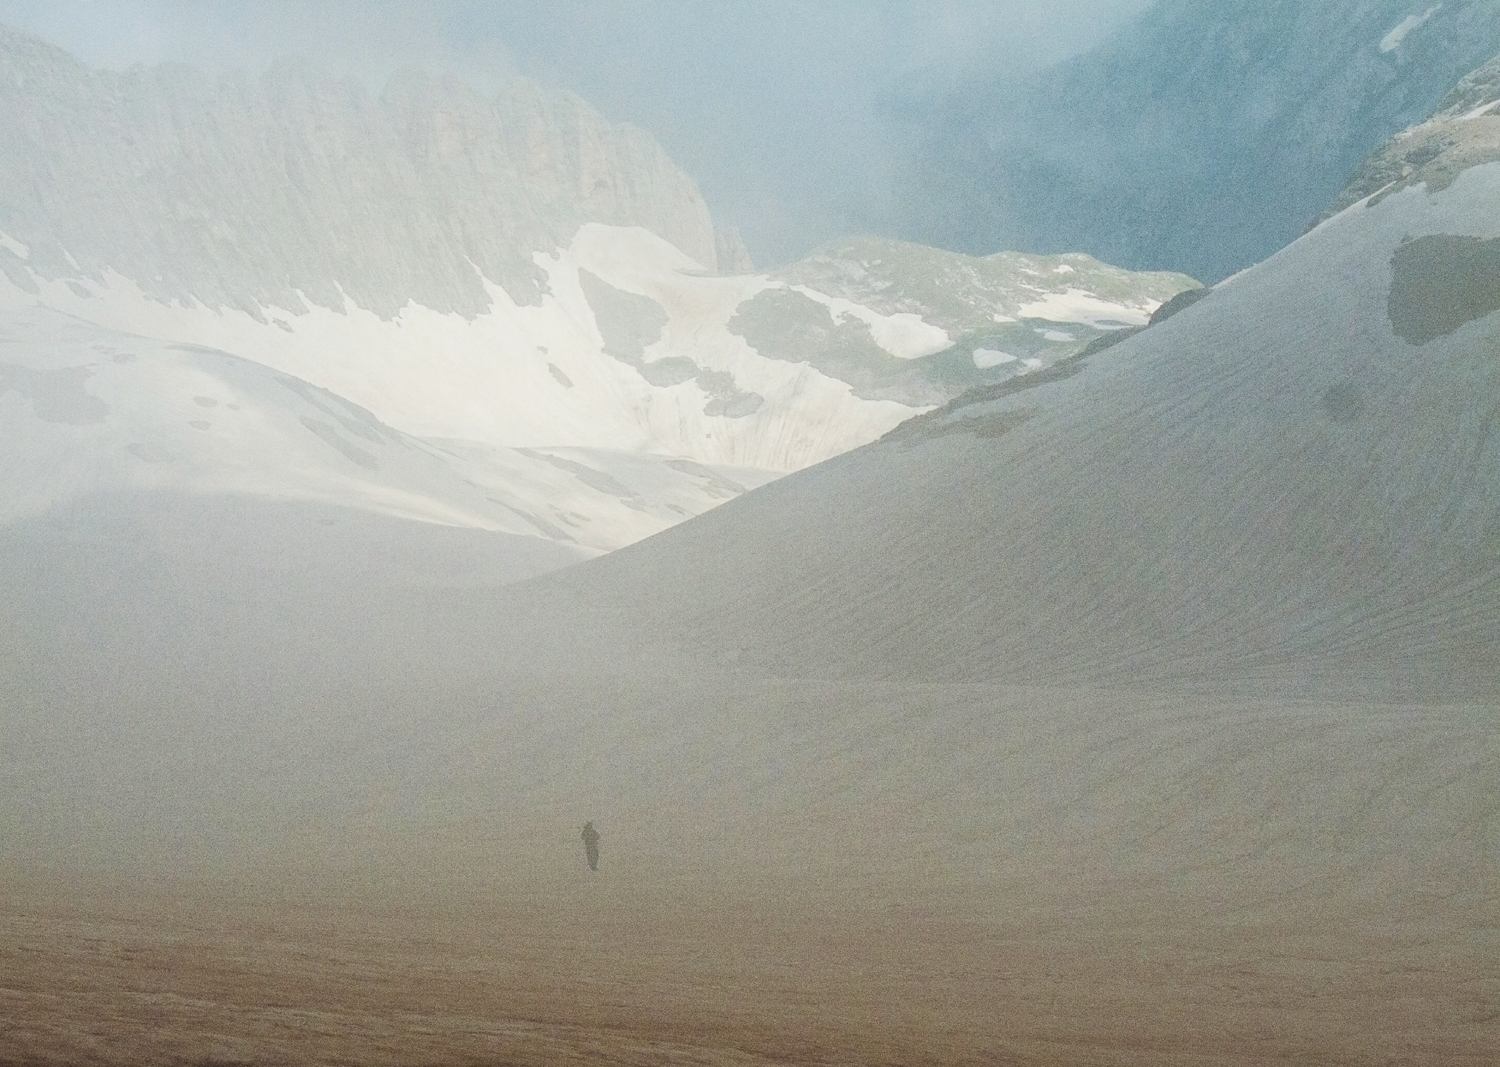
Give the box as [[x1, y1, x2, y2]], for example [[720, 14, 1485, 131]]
[[0, 0, 1149, 265], [3, 3, 1499, 1064]]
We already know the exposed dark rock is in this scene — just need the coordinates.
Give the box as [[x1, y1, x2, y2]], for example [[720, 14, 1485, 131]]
[[1147, 287, 1210, 326], [1324, 50, 1500, 221], [1388, 233, 1500, 345], [714, 226, 756, 275]]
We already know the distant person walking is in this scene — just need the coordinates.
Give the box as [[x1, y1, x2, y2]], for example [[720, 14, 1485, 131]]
[[581, 821, 601, 871]]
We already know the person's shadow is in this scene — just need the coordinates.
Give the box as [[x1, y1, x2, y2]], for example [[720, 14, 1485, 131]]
[[581, 821, 600, 872]]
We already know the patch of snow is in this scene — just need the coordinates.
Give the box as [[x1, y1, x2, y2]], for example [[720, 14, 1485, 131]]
[[790, 285, 952, 360], [0, 232, 30, 260], [1459, 99, 1500, 122], [0, 280, 31, 312], [992, 313, 1017, 324], [972, 348, 1018, 370], [1038, 329, 1076, 343], [1053, 264, 1076, 275], [1014, 288, 1153, 328], [1380, 5, 1441, 53]]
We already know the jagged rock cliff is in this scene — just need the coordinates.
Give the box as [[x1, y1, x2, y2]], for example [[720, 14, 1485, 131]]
[[0, 24, 718, 319]]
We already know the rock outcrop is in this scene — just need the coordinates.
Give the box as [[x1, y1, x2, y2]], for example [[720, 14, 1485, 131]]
[[1325, 49, 1500, 218], [714, 226, 756, 275]]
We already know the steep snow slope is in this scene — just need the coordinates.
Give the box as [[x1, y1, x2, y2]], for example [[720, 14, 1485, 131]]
[[534, 163, 1500, 699], [0, 23, 1194, 570], [0, 25, 1199, 584], [1, 221, 1195, 474]]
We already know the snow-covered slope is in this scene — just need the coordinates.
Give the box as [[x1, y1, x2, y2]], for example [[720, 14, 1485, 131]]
[[0, 220, 1193, 557], [0, 220, 1194, 468], [4, 22, 1500, 1065], [532, 162, 1500, 700], [756, 235, 1195, 406], [8, 154, 1498, 856], [0, 22, 1194, 567], [0, 301, 784, 559], [2, 220, 1195, 473], [0, 24, 1198, 566], [3, 95, 1497, 1067]]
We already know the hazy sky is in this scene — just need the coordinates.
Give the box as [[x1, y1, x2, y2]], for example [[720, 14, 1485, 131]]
[[0, 0, 1152, 265]]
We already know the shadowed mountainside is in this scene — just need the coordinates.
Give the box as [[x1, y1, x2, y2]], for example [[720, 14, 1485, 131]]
[[1326, 48, 1500, 218], [901, 0, 1500, 283]]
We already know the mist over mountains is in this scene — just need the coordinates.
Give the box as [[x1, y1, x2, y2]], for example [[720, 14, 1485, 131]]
[[901, 0, 1500, 282], [3, 6, 1500, 1064], [0, 0, 1159, 270]]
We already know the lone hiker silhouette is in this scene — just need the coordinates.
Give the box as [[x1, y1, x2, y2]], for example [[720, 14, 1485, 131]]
[[581, 821, 601, 871]]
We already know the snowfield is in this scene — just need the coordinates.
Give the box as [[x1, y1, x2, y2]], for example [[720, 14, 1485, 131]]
[[1, 223, 1188, 474], [1, 219, 1193, 556]]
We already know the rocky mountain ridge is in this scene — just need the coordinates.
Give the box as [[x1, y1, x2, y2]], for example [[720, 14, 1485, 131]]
[[0, 24, 718, 318]]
